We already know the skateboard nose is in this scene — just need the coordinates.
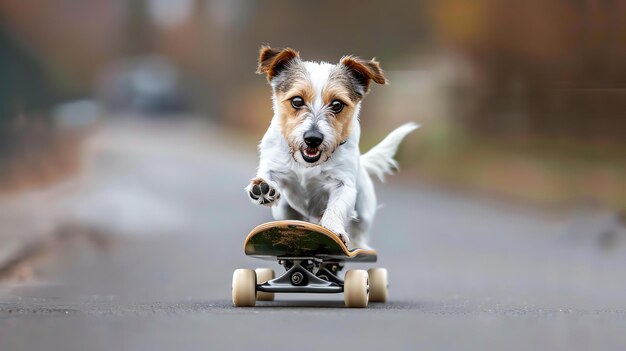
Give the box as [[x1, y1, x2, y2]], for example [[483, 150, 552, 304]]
[[304, 130, 323, 148]]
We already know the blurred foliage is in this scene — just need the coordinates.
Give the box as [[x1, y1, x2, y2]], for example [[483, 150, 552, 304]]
[[378, 123, 626, 210], [0, 0, 624, 209]]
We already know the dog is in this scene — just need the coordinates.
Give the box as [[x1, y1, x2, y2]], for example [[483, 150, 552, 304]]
[[246, 46, 418, 249]]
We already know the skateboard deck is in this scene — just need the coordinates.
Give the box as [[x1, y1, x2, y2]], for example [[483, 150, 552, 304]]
[[244, 220, 377, 262]]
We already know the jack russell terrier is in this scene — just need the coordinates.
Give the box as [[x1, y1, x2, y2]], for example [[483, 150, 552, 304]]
[[246, 46, 418, 249]]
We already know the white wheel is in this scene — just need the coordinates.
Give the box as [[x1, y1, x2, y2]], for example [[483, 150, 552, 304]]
[[232, 269, 256, 307], [367, 268, 388, 302], [344, 269, 369, 308], [255, 268, 275, 301]]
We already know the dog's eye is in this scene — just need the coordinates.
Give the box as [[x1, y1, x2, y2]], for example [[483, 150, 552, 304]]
[[291, 96, 305, 109], [329, 100, 344, 114]]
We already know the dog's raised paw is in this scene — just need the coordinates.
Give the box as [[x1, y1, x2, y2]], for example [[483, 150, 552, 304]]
[[246, 178, 280, 206]]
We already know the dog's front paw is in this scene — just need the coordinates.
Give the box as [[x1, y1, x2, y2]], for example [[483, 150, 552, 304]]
[[335, 232, 350, 246], [246, 178, 280, 206], [319, 219, 350, 246]]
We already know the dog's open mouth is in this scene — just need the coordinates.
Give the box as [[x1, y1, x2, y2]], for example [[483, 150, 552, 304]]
[[301, 147, 322, 163]]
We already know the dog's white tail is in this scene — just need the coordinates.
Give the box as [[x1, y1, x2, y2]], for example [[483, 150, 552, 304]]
[[360, 122, 419, 181]]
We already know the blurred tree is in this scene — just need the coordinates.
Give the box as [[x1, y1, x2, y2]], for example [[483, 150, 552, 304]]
[[433, 0, 626, 140], [0, 28, 53, 152]]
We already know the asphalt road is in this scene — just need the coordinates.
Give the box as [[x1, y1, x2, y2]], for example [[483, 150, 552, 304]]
[[1, 119, 625, 351]]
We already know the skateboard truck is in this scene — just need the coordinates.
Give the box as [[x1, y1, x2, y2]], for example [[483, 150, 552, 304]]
[[257, 259, 344, 294]]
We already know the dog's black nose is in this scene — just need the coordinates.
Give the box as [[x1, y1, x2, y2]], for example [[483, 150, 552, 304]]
[[304, 130, 323, 148]]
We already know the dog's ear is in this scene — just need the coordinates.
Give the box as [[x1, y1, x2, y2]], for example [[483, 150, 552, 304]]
[[257, 46, 300, 82], [340, 56, 387, 93]]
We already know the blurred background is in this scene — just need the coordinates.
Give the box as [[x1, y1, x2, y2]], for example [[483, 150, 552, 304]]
[[0, 0, 625, 311]]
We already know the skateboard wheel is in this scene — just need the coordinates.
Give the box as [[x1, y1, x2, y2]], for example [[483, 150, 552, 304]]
[[367, 268, 388, 302], [232, 269, 256, 307], [255, 268, 275, 301], [344, 269, 369, 308]]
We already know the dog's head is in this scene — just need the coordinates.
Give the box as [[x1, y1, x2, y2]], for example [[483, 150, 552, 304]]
[[257, 46, 387, 167]]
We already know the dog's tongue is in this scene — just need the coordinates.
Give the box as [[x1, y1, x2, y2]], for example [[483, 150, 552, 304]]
[[305, 148, 318, 156]]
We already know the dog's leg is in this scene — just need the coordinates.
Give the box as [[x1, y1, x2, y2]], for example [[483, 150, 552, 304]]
[[278, 179, 310, 217], [246, 126, 292, 207], [350, 204, 374, 250], [246, 150, 281, 207], [350, 168, 377, 249], [319, 181, 357, 245], [272, 198, 306, 221]]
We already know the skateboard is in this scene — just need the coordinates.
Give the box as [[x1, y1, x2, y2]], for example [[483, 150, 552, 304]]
[[232, 220, 388, 308]]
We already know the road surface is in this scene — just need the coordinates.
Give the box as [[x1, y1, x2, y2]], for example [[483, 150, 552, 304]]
[[1, 119, 625, 350]]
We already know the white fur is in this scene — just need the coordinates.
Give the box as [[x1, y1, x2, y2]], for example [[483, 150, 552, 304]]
[[248, 61, 417, 248]]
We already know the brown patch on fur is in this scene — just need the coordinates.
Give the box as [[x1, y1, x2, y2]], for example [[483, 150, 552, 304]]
[[273, 64, 308, 93], [328, 104, 355, 144], [278, 103, 308, 150], [322, 79, 358, 143], [278, 79, 315, 103], [257, 46, 300, 82], [250, 177, 264, 185], [340, 56, 387, 93], [324, 70, 361, 103], [275, 78, 315, 148]]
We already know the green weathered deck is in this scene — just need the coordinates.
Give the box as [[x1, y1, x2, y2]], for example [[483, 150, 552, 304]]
[[244, 220, 377, 262]]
